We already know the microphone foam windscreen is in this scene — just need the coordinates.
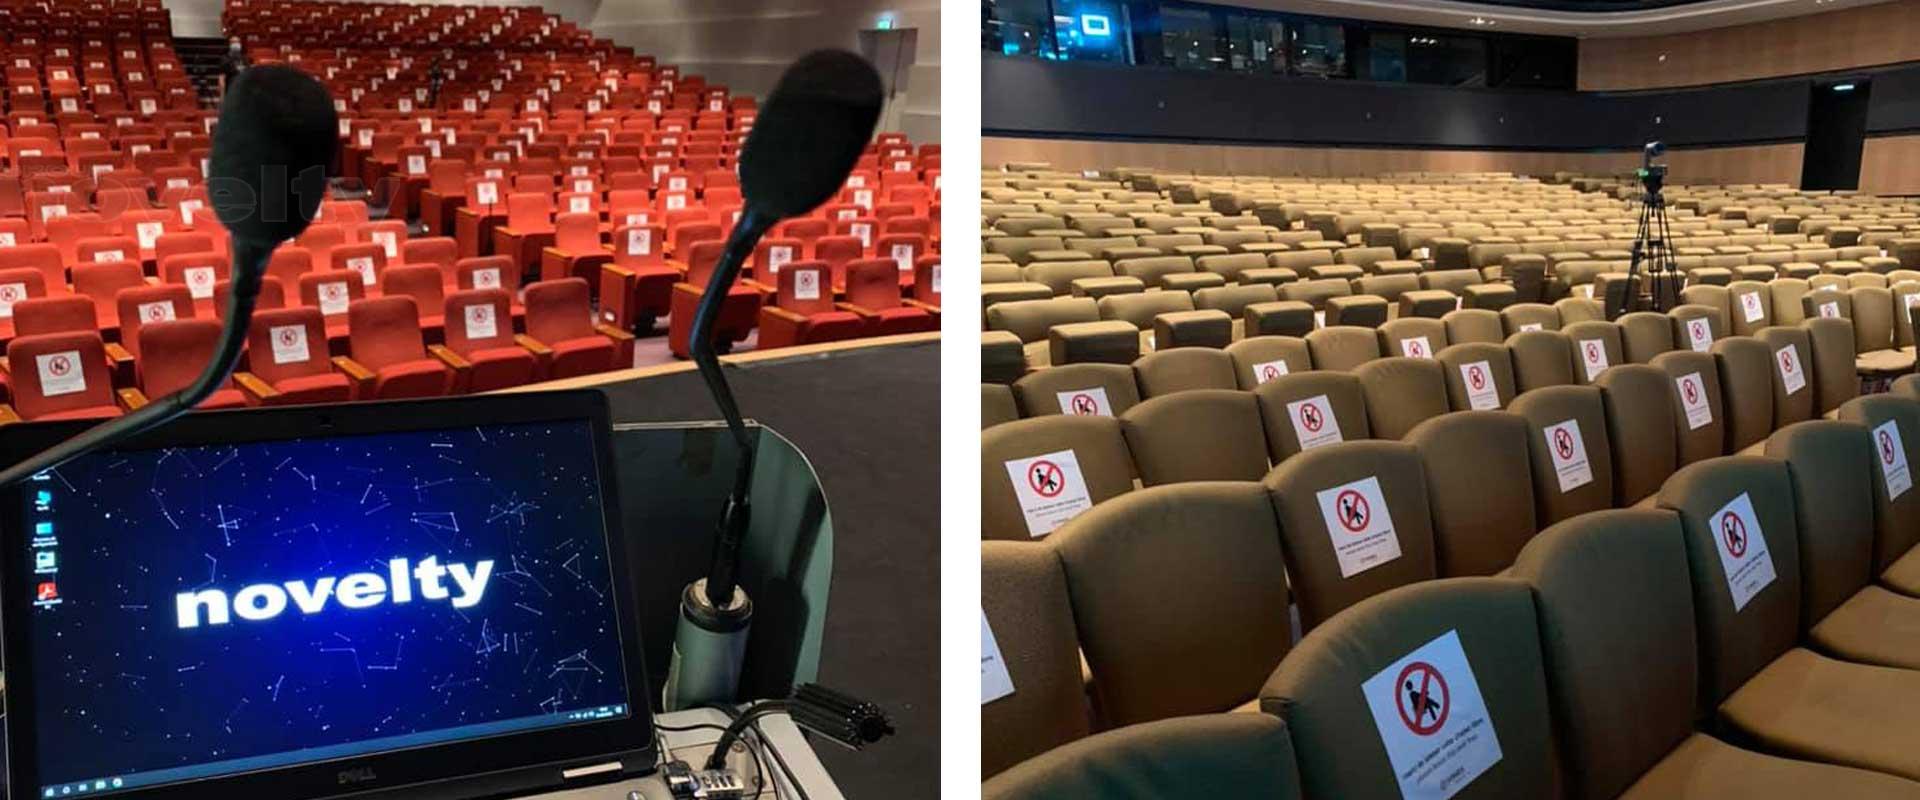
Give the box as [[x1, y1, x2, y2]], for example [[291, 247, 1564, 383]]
[[739, 50, 883, 219], [208, 65, 339, 244]]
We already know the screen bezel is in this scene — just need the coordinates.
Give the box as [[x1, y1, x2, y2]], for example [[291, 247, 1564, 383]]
[[0, 391, 657, 800]]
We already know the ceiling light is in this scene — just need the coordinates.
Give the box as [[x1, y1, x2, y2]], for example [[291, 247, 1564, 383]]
[[1468, 16, 1495, 26]]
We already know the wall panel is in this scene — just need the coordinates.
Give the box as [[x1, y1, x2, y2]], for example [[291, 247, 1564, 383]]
[[983, 136, 1806, 187], [1579, 0, 1920, 91], [1860, 135, 1920, 195]]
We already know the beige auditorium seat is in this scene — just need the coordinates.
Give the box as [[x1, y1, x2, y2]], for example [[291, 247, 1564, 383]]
[[1509, 384, 1615, 526], [1807, 317, 1861, 416], [1508, 330, 1576, 393], [984, 384, 1020, 429], [981, 541, 1091, 778], [1849, 286, 1916, 376], [1619, 311, 1677, 363], [1437, 341, 1518, 411], [1563, 320, 1625, 385], [1596, 364, 1680, 506], [982, 714, 1303, 800], [1132, 348, 1237, 397], [1443, 308, 1507, 345], [1712, 336, 1776, 455], [1657, 457, 1920, 783], [1303, 326, 1380, 371], [1377, 317, 1447, 361], [1253, 371, 1370, 463], [1406, 410, 1538, 575], [1355, 357, 1450, 439], [982, 415, 1136, 541], [1265, 441, 1437, 630], [1260, 578, 1556, 797], [1772, 278, 1812, 325], [1013, 363, 1143, 419], [1751, 326, 1817, 430], [1120, 390, 1269, 486], [1834, 395, 1920, 596], [1501, 302, 1560, 336], [1050, 483, 1292, 726], [1510, 509, 1920, 800], [1651, 350, 1729, 466], [1225, 336, 1311, 389]]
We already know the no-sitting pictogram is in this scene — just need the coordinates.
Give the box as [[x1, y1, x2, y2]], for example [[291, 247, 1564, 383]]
[[48, 355, 71, 376], [1068, 393, 1099, 415], [1882, 429, 1898, 465], [1585, 342, 1600, 361], [1396, 661, 1450, 736], [1554, 428, 1576, 460], [1467, 365, 1486, 391], [1335, 489, 1370, 532], [1721, 511, 1748, 558], [1780, 350, 1796, 374], [1028, 460, 1065, 498], [1261, 364, 1282, 382], [1683, 378, 1700, 405], [1300, 403, 1325, 432]]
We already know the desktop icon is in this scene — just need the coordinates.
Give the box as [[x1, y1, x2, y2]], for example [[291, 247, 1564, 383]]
[[37, 582, 58, 601]]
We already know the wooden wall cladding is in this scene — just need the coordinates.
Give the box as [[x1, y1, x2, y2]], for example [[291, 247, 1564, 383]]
[[1860, 135, 1920, 195], [982, 137, 1807, 187], [1579, 0, 1920, 91]]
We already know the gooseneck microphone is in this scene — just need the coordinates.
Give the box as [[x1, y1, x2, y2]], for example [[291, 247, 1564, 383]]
[[0, 65, 336, 488], [663, 50, 882, 711]]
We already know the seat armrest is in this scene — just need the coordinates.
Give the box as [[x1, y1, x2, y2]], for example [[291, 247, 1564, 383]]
[[904, 299, 941, 314], [741, 278, 776, 294], [594, 323, 634, 343], [0, 404, 19, 425], [232, 372, 279, 405], [117, 387, 148, 410], [602, 263, 635, 279], [762, 306, 809, 324], [514, 334, 554, 357], [835, 301, 881, 318], [105, 342, 134, 366], [428, 344, 472, 370]]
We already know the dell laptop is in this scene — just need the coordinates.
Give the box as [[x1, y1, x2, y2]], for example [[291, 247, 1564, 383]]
[[0, 391, 658, 799]]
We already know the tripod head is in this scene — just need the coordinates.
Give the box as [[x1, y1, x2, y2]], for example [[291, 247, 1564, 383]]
[[1638, 140, 1668, 196]]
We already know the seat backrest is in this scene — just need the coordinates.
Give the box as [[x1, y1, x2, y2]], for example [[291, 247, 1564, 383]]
[[1770, 277, 1811, 325], [265, 246, 314, 290], [1097, 291, 1192, 330], [115, 283, 194, 358], [401, 237, 458, 270], [1617, 311, 1674, 363], [346, 296, 427, 371], [380, 265, 446, 319], [0, 267, 48, 319], [979, 540, 1092, 780], [1265, 440, 1437, 630], [444, 288, 517, 355], [1254, 370, 1370, 464], [1561, 321, 1622, 386], [136, 318, 223, 398], [982, 714, 1301, 800], [986, 297, 1099, 344], [1131, 348, 1235, 397], [1507, 330, 1575, 393], [1728, 279, 1774, 336], [245, 306, 332, 384], [71, 261, 145, 313], [981, 415, 1136, 541], [330, 242, 386, 289], [1805, 317, 1859, 414], [298, 269, 367, 319], [158, 251, 227, 300], [1225, 336, 1311, 389], [773, 260, 835, 316], [1407, 410, 1537, 576], [1649, 350, 1728, 466], [1711, 336, 1775, 454], [1052, 482, 1291, 727], [552, 211, 600, 253], [843, 258, 902, 310], [1752, 326, 1815, 428], [504, 192, 552, 231], [7, 331, 113, 419], [1849, 286, 1897, 353], [1436, 342, 1516, 411], [1595, 364, 1679, 505], [0, 243, 67, 295], [1500, 302, 1559, 335], [1262, 578, 1557, 798], [1304, 326, 1381, 372], [1013, 363, 1142, 419], [1376, 317, 1446, 360], [1764, 420, 1877, 627], [1835, 395, 1920, 576], [1442, 308, 1505, 345], [1120, 390, 1269, 486], [524, 278, 597, 345], [1509, 509, 1697, 800], [1509, 384, 1615, 526], [1355, 357, 1449, 440], [1654, 456, 1802, 709]]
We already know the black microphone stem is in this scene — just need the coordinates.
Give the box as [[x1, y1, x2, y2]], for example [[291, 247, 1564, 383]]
[[0, 239, 271, 488], [689, 207, 776, 607]]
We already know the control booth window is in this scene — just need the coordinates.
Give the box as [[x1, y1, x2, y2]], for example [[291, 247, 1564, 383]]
[[1160, 5, 1220, 70], [986, 0, 1057, 57], [1290, 19, 1347, 78], [1052, 0, 1131, 63]]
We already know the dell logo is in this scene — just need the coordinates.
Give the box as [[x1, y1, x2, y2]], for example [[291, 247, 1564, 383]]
[[175, 557, 495, 629], [338, 766, 377, 785]]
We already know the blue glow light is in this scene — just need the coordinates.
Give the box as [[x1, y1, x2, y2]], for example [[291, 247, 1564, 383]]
[[1081, 14, 1111, 36]]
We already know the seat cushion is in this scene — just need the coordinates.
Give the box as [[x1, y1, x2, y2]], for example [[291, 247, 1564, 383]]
[[1620, 732, 1920, 799], [1809, 586, 1920, 670], [196, 389, 248, 410], [1718, 647, 1920, 781], [548, 335, 616, 379], [1879, 545, 1920, 597], [466, 346, 539, 392], [372, 358, 452, 399], [1857, 348, 1916, 376], [271, 372, 354, 405], [34, 405, 121, 421]]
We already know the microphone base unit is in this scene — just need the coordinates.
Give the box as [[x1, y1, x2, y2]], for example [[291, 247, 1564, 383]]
[[663, 579, 752, 712]]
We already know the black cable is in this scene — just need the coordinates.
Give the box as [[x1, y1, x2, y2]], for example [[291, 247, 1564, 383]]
[[703, 700, 787, 770], [750, 717, 810, 800], [651, 719, 770, 798]]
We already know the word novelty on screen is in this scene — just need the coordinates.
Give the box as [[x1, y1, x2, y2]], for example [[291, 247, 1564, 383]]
[[174, 557, 496, 629]]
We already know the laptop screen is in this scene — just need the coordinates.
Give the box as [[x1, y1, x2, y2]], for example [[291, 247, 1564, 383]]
[[20, 419, 633, 798]]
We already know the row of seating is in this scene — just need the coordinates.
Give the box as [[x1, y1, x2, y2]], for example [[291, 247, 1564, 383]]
[[980, 309, 1866, 540], [0, 275, 631, 421], [985, 386, 1920, 797]]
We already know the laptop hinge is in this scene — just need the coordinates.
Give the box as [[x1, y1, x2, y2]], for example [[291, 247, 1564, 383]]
[[560, 761, 625, 781]]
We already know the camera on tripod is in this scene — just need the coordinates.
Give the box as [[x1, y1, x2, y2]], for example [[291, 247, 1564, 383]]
[[1638, 140, 1667, 193], [1611, 140, 1680, 318]]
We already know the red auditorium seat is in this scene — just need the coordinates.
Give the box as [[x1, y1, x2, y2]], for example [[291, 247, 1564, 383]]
[[910, 255, 941, 317], [540, 211, 614, 284], [210, 278, 288, 321], [442, 289, 539, 393], [840, 258, 935, 336], [132, 319, 246, 410], [71, 260, 145, 328], [0, 268, 49, 343], [598, 223, 675, 333], [756, 260, 863, 350], [3, 331, 127, 421], [13, 297, 101, 338], [265, 247, 314, 291], [491, 192, 557, 276], [523, 278, 634, 378], [0, 244, 67, 296], [297, 269, 368, 343], [379, 265, 448, 338], [667, 240, 761, 359], [153, 231, 219, 265], [339, 296, 455, 400], [158, 252, 228, 315], [237, 307, 354, 406], [114, 283, 192, 360]]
